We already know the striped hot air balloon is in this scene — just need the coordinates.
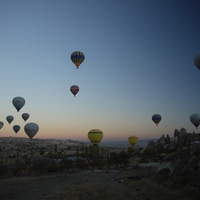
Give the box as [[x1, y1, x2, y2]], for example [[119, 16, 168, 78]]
[[70, 51, 85, 69], [88, 129, 103, 146], [152, 114, 162, 126], [70, 85, 79, 96]]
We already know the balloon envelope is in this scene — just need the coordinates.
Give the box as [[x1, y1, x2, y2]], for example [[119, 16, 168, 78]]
[[0, 122, 4, 129], [24, 122, 39, 139], [152, 114, 162, 126], [128, 135, 138, 147], [70, 51, 85, 69], [13, 125, 20, 133], [6, 115, 14, 124], [88, 129, 103, 146], [190, 114, 200, 129], [194, 53, 200, 70], [70, 85, 79, 96], [12, 97, 25, 112], [22, 113, 30, 122]]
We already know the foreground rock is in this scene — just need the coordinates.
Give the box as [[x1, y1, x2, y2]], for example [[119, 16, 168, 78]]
[[140, 128, 200, 200]]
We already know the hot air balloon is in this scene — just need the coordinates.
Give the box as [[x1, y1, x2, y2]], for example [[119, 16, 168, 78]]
[[24, 122, 39, 139], [190, 114, 200, 129], [22, 113, 30, 122], [88, 129, 103, 146], [0, 122, 4, 130], [6, 115, 14, 124], [194, 53, 200, 70], [70, 85, 79, 96], [71, 51, 85, 69], [12, 97, 25, 112], [128, 135, 138, 147], [13, 125, 20, 133], [152, 114, 162, 126]]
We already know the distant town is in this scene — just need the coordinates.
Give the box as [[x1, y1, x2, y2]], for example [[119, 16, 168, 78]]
[[0, 136, 151, 176]]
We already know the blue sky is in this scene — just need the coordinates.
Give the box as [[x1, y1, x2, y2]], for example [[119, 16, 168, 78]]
[[0, 0, 200, 142]]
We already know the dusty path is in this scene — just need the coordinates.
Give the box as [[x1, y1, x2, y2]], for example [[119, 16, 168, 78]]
[[0, 169, 187, 200]]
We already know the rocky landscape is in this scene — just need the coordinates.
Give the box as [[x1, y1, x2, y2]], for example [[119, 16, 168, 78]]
[[0, 128, 200, 200]]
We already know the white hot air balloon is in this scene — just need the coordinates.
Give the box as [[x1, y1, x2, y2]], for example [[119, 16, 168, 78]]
[[190, 114, 200, 129], [22, 113, 30, 122], [12, 97, 25, 112], [194, 53, 200, 70], [0, 122, 4, 130], [6, 115, 14, 124], [24, 122, 39, 139]]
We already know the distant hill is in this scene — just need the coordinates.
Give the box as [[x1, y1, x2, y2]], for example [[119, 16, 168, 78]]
[[100, 139, 156, 148]]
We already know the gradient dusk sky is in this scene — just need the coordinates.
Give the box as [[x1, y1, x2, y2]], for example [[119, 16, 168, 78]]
[[0, 0, 200, 142]]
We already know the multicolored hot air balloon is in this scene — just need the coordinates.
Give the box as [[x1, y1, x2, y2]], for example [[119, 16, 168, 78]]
[[71, 51, 85, 69], [0, 122, 4, 130], [24, 122, 39, 139], [152, 114, 162, 126], [6, 115, 14, 124], [12, 97, 25, 112], [128, 135, 138, 147], [70, 85, 79, 96], [22, 113, 30, 122], [13, 125, 20, 133], [194, 53, 200, 70], [190, 114, 200, 129], [88, 129, 103, 146]]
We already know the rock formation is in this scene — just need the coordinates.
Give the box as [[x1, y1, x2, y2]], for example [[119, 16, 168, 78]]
[[146, 128, 200, 153], [141, 128, 200, 199]]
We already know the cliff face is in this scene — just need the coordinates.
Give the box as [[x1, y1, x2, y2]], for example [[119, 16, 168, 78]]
[[146, 128, 200, 152], [143, 128, 200, 199]]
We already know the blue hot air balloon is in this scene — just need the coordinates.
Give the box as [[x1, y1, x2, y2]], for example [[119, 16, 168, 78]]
[[70, 51, 85, 69], [152, 114, 162, 126], [13, 125, 20, 133]]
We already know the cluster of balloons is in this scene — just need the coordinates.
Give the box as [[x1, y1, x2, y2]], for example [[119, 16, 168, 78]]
[[0, 96, 39, 139], [85, 53, 200, 147], [71, 52, 105, 146], [69, 51, 85, 96], [71, 52, 104, 146], [126, 54, 200, 147], [152, 113, 200, 129]]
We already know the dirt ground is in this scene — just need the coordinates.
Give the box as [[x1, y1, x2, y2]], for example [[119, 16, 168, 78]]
[[0, 168, 189, 200]]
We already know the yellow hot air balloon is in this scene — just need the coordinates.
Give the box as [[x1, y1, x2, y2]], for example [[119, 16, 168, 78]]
[[128, 135, 138, 147], [88, 129, 103, 146]]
